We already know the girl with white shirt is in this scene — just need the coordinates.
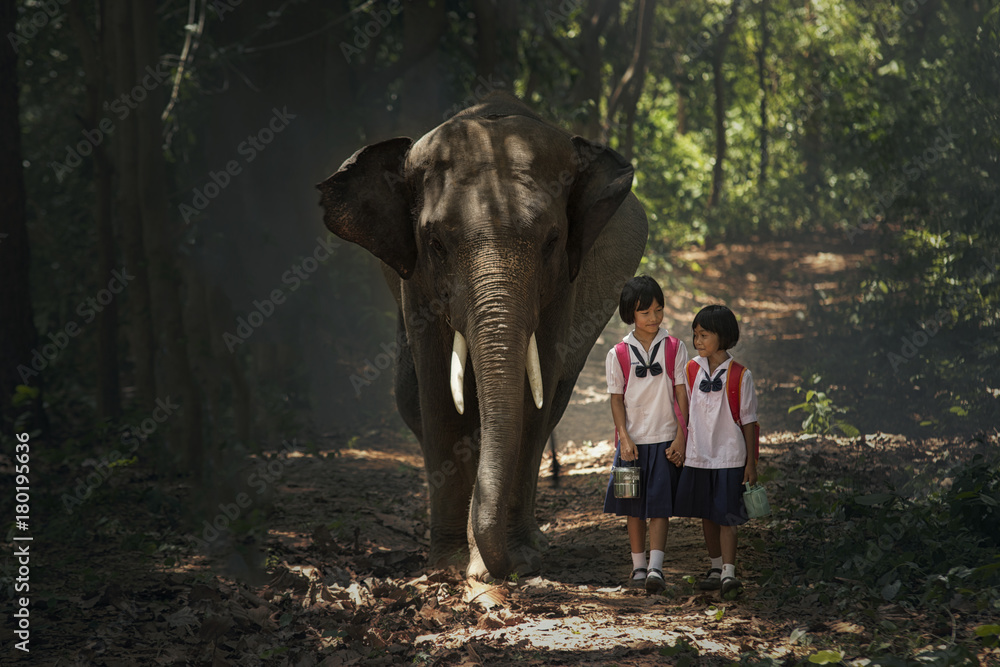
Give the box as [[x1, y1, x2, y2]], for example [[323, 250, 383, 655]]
[[603, 276, 690, 593], [674, 304, 759, 597]]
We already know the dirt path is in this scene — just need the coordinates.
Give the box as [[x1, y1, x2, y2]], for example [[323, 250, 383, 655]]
[[12, 233, 959, 666]]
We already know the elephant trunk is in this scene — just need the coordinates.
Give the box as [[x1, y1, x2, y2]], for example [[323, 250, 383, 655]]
[[464, 268, 536, 578]]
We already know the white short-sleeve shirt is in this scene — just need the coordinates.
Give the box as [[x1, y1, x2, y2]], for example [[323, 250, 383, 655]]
[[684, 354, 758, 469], [606, 328, 688, 445]]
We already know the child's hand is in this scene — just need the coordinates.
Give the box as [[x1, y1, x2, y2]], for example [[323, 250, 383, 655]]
[[743, 459, 758, 486], [620, 436, 639, 462], [665, 430, 686, 466], [665, 441, 685, 466]]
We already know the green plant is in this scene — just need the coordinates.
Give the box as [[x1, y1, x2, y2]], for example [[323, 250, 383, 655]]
[[788, 375, 860, 437]]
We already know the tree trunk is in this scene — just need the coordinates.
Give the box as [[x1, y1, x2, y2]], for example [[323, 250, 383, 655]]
[[108, 0, 157, 413], [131, 0, 204, 467], [757, 0, 770, 196], [802, 0, 822, 197], [707, 0, 741, 209], [571, 0, 616, 139], [604, 0, 657, 159], [0, 0, 40, 426], [69, 0, 121, 419]]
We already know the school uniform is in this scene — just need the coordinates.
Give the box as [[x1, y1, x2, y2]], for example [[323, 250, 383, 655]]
[[602, 328, 688, 520], [673, 353, 758, 526]]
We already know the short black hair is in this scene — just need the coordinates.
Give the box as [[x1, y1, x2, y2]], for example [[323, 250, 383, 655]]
[[619, 275, 664, 325], [692, 304, 740, 350]]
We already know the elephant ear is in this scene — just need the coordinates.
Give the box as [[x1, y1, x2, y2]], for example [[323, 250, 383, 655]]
[[565, 137, 635, 282], [316, 137, 416, 279]]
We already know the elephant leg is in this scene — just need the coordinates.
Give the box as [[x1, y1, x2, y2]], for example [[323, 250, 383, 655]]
[[409, 322, 479, 569], [392, 316, 422, 442]]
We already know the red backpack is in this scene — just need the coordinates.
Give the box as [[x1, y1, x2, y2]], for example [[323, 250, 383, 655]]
[[685, 359, 760, 461], [613, 336, 685, 446]]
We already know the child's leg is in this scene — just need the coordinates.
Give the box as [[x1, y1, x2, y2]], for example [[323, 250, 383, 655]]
[[627, 516, 647, 554], [702, 518, 722, 559], [648, 518, 669, 552], [719, 524, 743, 595], [697, 519, 724, 589], [720, 524, 738, 567]]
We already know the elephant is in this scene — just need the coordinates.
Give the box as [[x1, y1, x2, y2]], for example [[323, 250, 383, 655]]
[[317, 93, 647, 580]]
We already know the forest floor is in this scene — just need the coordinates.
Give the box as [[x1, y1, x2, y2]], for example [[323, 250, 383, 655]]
[[4, 233, 999, 666]]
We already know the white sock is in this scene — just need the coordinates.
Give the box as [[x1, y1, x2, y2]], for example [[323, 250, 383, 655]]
[[722, 563, 736, 579], [710, 556, 723, 571], [631, 552, 648, 574], [649, 550, 665, 572]]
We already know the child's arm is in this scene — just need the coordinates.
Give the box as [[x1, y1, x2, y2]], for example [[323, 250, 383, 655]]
[[610, 393, 638, 461], [665, 384, 688, 466], [741, 422, 758, 485]]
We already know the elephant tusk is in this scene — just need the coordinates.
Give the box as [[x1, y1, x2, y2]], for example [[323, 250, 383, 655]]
[[526, 333, 544, 409], [450, 330, 468, 415]]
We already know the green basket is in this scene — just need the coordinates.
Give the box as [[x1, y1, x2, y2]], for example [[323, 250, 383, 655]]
[[743, 482, 771, 519]]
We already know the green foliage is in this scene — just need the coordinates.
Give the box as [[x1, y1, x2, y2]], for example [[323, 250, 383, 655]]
[[758, 449, 1000, 662], [788, 375, 859, 437]]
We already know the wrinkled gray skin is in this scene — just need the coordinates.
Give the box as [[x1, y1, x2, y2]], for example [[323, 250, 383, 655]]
[[318, 94, 646, 580]]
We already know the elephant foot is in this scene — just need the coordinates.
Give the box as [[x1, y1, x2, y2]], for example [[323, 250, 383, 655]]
[[428, 539, 469, 570], [465, 531, 547, 582]]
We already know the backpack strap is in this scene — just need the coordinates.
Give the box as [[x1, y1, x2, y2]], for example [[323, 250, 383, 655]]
[[615, 342, 631, 395], [613, 342, 630, 447], [663, 335, 678, 385], [726, 360, 759, 461], [685, 359, 699, 395]]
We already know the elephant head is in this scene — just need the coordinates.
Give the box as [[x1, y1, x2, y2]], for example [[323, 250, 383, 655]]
[[317, 95, 636, 578]]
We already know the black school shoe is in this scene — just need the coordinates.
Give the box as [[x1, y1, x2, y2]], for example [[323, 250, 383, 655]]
[[629, 568, 647, 588], [645, 568, 665, 593], [699, 568, 722, 590], [721, 576, 743, 598]]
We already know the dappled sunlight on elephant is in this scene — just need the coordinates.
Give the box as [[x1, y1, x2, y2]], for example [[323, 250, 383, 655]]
[[318, 93, 646, 580]]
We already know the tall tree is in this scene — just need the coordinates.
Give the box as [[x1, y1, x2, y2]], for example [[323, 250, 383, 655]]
[[571, 0, 617, 139], [69, 0, 120, 419], [707, 0, 741, 209], [605, 0, 657, 159], [130, 0, 204, 465], [756, 0, 770, 196], [0, 0, 39, 426], [108, 0, 157, 414]]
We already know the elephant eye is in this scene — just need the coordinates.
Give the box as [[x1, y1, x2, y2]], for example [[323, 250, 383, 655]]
[[542, 232, 560, 259], [429, 236, 447, 260]]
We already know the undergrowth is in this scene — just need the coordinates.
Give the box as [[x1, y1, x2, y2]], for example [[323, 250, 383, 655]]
[[753, 437, 1000, 666]]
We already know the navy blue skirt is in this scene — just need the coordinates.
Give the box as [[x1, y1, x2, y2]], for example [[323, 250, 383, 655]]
[[602, 441, 681, 520], [673, 466, 748, 526]]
